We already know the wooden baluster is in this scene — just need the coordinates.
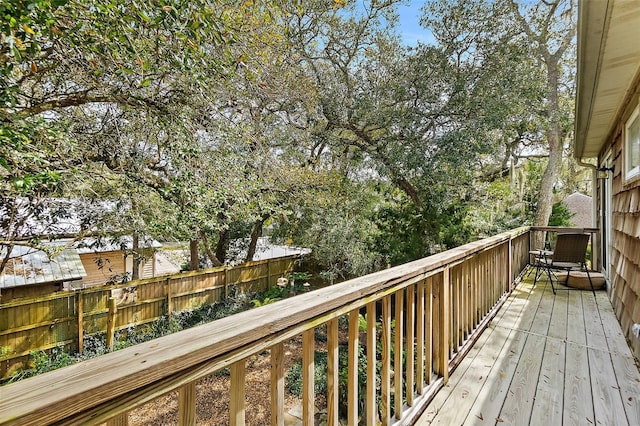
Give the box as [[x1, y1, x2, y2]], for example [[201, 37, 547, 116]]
[[416, 280, 425, 395], [302, 329, 315, 426], [394, 289, 404, 419], [327, 319, 339, 426], [366, 302, 376, 426], [271, 343, 285, 426], [425, 276, 433, 385], [406, 284, 415, 406], [381, 295, 392, 425], [178, 382, 196, 426], [439, 268, 450, 384], [107, 413, 128, 426], [348, 310, 359, 425], [230, 360, 246, 426]]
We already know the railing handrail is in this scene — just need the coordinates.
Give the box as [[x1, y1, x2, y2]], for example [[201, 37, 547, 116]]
[[530, 226, 599, 232], [0, 226, 530, 425]]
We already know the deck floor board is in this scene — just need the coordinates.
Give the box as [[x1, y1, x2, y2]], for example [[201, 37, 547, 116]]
[[416, 274, 640, 426]]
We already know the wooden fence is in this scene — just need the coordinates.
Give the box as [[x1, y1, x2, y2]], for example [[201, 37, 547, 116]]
[[0, 227, 531, 425], [0, 255, 298, 379]]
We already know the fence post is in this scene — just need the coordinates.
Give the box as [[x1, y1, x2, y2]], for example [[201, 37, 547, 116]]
[[224, 266, 229, 299], [165, 277, 172, 321], [106, 297, 117, 352], [77, 291, 84, 354]]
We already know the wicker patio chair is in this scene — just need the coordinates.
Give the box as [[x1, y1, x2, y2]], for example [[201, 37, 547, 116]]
[[532, 233, 595, 295]]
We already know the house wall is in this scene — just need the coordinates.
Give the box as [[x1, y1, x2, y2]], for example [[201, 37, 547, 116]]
[[76, 251, 126, 288], [601, 83, 640, 359]]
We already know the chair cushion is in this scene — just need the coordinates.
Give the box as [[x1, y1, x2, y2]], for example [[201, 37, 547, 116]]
[[567, 271, 606, 290]]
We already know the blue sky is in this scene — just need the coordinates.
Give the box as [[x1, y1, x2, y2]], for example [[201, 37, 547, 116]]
[[397, 1, 434, 46]]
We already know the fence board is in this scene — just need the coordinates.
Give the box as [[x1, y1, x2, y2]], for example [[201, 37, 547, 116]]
[[0, 255, 299, 378]]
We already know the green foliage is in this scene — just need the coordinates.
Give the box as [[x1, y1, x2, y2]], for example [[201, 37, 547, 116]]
[[0, 0, 577, 299], [250, 296, 281, 308], [286, 351, 329, 397], [549, 202, 575, 227], [8, 347, 76, 383]]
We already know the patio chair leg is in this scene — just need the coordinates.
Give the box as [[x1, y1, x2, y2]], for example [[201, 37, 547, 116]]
[[585, 263, 596, 297], [546, 266, 556, 294], [533, 261, 541, 287]]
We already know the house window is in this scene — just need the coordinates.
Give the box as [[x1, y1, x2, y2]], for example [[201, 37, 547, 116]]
[[626, 105, 640, 181]]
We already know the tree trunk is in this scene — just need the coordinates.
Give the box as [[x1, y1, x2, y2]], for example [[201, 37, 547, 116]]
[[245, 216, 269, 263], [215, 229, 230, 265], [200, 230, 223, 267], [131, 233, 140, 280], [189, 239, 199, 271], [532, 57, 564, 249]]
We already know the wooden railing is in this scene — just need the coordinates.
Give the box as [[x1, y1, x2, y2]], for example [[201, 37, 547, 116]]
[[0, 227, 531, 425]]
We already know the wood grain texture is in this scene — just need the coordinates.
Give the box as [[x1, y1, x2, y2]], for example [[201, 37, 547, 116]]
[[302, 329, 315, 426], [406, 284, 415, 406], [366, 302, 376, 426], [394, 288, 404, 420], [327, 319, 339, 426], [230, 361, 245, 426], [381, 296, 391, 426], [419, 277, 640, 426], [416, 281, 425, 394], [347, 310, 359, 426], [178, 382, 196, 426], [0, 229, 531, 425], [270, 343, 284, 426], [106, 413, 128, 426]]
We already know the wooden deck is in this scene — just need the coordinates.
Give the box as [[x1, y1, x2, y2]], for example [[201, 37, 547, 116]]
[[417, 272, 640, 425]]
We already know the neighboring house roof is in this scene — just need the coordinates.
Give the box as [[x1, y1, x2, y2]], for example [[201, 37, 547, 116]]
[[3, 198, 126, 238], [153, 252, 181, 276], [227, 237, 311, 266], [562, 192, 593, 229], [0, 245, 87, 289], [72, 236, 162, 254]]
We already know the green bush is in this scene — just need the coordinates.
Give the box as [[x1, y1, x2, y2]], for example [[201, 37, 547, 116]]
[[285, 351, 329, 397]]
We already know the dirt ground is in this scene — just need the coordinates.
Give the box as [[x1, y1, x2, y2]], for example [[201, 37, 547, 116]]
[[127, 335, 324, 425]]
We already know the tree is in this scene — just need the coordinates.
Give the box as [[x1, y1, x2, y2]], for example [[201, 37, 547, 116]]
[[420, 0, 576, 243], [505, 0, 576, 244], [1, 0, 307, 271]]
